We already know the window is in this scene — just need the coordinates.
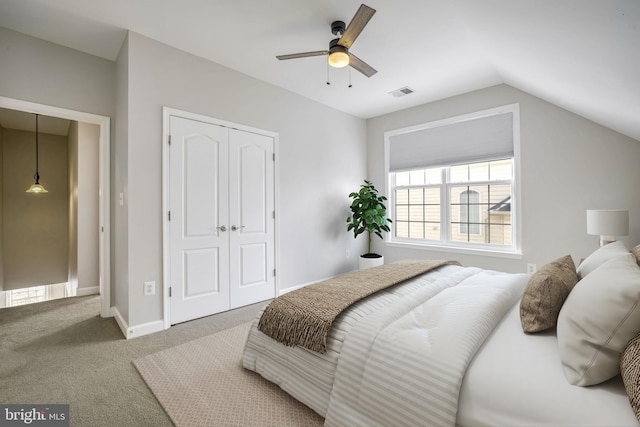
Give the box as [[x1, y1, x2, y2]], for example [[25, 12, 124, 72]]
[[4, 286, 47, 307], [393, 159, 513, 248], [385, 105, 519, 254]]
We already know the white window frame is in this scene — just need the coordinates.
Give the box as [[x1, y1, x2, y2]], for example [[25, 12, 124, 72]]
[[384, 104, 522, 258]]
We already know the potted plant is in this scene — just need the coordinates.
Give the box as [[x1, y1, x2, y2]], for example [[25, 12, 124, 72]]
[[346, 180, 393, 270]]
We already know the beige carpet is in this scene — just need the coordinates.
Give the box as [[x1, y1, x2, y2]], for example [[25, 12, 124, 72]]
[[133, 322, 324, 427]]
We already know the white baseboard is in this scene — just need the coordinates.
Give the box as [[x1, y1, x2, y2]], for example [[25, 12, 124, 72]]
[[127, 319, 165, 339], [100, 305, 115, 319], [112, 307, 129, 338], [76, 286, 99, 297], [112, 307, 164, 339]]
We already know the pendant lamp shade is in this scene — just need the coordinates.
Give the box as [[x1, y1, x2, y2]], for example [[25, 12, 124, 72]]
[[26, 113, 47, 194], [26, 183, 48, 193]]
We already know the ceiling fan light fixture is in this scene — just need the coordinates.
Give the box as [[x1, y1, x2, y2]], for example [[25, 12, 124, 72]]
[[328, 46, 349, 68]]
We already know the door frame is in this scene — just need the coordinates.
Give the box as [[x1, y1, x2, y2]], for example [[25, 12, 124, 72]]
[[162, 107, 279, 329], [0, 96, 112, 318]]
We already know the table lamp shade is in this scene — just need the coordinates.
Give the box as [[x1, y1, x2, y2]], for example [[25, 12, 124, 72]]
[[587, 209, 629, 245]]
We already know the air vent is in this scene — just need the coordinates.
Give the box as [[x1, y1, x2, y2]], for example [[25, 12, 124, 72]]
[[389, 86, 416, 98]]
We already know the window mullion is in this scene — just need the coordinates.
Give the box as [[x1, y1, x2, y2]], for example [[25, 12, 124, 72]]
[[422, 186, 428, 239], [442, 168, 449, 243]]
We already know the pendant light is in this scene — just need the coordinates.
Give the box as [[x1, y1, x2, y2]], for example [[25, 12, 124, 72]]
[[26, 113, 48, 194]]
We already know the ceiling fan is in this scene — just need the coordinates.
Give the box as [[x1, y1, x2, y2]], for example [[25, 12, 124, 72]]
[[276, 4, 377, 78]]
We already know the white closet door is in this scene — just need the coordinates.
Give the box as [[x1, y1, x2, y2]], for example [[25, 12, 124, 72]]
[[229, 129, 275, 308], [168, 115, 276, 325], [169, 116, 230, 324]]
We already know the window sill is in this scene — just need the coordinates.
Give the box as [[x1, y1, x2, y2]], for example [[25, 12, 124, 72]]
[[386, 240, 523, 259]]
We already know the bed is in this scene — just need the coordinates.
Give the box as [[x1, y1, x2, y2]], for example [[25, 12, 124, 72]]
[[242, 246, 640, 427]]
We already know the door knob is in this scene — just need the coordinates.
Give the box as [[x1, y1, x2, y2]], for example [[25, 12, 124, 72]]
[[231, 225, 245, 231], [216, 225, 227, 232]]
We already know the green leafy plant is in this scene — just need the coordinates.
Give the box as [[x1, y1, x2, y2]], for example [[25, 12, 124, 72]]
[[346, 180, 392, 256]]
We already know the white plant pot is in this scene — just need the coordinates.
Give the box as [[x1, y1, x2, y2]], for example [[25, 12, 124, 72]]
[[359, 255, 384, 270]]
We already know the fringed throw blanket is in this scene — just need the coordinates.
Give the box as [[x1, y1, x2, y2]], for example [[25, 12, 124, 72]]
[[258, 259, 459, 353]]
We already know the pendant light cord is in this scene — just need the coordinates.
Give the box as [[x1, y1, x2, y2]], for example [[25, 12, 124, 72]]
[[34, 113, 40, 184]]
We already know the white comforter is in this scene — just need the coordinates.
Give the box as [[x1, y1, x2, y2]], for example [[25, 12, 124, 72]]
[[323, 268, 527, 427], [243, 265, 529, 426]]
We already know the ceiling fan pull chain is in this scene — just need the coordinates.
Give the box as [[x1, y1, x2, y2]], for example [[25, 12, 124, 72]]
[[348, 67, 353, 88], [326, 61, 331, 85]]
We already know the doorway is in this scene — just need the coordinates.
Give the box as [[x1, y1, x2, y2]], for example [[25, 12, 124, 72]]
[[163, 108, 277, 326], [0, 96, 111, 317]]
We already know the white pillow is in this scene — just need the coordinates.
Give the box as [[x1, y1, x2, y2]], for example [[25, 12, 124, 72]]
[[576, 240, 628, 279], [558, 253, 640, 386]]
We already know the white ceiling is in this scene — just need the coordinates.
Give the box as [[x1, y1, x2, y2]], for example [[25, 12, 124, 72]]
[[0, 0, 638, 140]]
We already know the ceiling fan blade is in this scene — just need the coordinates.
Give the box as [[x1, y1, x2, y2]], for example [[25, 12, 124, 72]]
[[276, 51, 329, 60], [338, 4, 376, 49], [348, 52, 377, 77]]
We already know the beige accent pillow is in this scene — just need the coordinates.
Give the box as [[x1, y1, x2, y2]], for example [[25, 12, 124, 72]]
[[576, 240, 628, 279], [558, 253, 640, 386], [520, 255, 577, 333], [631, 244, 640, 267], [621, 334, 640, 423]]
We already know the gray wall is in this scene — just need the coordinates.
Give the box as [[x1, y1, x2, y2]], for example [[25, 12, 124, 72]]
[[0, 123, 3, 291], [367, 84, 640, 272], [0, 26, 364, 329], [114, 32, 129, 323], [2, 128, 69, 289], [76, 122, 100, 292], [8, 25, 639, 334], [0, 27, 115, 118], [0, 25, 116, 295], [68, 121, 100, 293], [119, 32, 367, 327], [68, 121, 78, 290]]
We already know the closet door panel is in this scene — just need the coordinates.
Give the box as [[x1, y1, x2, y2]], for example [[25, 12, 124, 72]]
[[169, 116, 230, 324], [229, 129, 275, 308]]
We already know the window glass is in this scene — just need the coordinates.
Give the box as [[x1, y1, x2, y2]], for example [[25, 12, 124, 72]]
[[409, 170, 425, 186], [457, 189, 481, 235], [391, 159, 514, 250], [450, 164, 468, 183], [424, 168, 442, 185], [469, 162, 489, 182], [395, 171, 410, 186], [489, 159, 512, 181]]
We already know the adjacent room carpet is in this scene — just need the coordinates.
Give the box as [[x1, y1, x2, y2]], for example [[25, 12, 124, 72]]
[[134, 322, 324, 427]]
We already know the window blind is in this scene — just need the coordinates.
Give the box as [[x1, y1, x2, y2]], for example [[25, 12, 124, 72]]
[[388, 112, 513, 172]]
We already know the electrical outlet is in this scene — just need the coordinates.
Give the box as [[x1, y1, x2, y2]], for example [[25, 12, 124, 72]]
[[527, 264, 537, 274], [143, 281, 156, 296]]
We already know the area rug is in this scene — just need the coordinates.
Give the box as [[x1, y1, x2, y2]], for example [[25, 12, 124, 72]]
[[133, 322, 324, 427]]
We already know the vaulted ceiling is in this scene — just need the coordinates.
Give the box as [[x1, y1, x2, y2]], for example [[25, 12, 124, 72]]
[[0, 0, 638, 140]]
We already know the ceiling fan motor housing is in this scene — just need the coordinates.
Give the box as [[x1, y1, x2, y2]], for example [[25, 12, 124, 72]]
[[329, 38, 345, 51], [331, 20, 346, 36]]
